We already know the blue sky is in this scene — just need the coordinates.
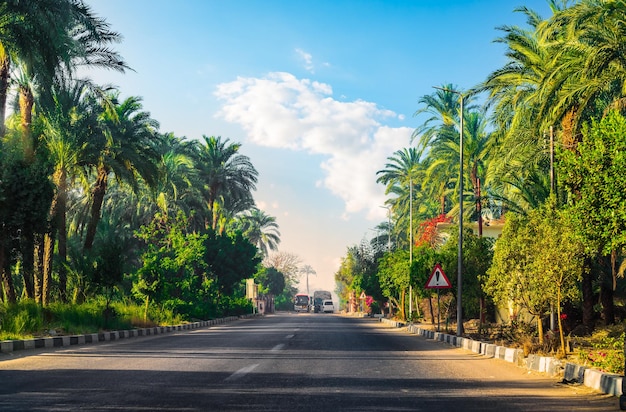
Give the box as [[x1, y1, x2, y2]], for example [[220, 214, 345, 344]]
[[85, 0, 553, 294]]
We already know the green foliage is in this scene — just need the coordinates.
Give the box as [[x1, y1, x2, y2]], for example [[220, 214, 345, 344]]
[[410, 244, 439, 299], [255, 266, 285, 296], [0, 300, 43, 338], [438, 226, 493, 319], [334, 242, 384, 308], [133, 211, 211, 318], [205, 229, 261, 297], [560, 110, 626, 255], [377, 249, 410, 308], [0, 299, 184, 340], [577, 329, 625, 375], [484, 201, 583, 324]]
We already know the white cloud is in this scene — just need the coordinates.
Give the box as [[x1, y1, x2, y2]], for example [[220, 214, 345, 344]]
[[214, 72, 412, 221], [295, 48, 314, 73]]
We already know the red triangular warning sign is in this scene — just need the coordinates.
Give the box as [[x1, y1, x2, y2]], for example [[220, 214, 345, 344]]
[[425, 263, 451, 289]]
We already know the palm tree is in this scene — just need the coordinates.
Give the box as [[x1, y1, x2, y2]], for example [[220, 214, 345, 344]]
[[192, 136, 258, 232], [0, 0, 127, 305], [536, 0, 626, 145], [376, 148, 434, 250], [148, 132, 199, 218], [461, 111, 493, 235], [38, 77, 104, 303], [236, 208, 281, 258], [82, 93, 160, 251], [476, 4, 560, 216]]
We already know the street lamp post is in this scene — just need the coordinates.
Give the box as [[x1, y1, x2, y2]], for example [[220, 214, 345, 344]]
[[433, 86, 464, 336], [409, 175, 413, 321]]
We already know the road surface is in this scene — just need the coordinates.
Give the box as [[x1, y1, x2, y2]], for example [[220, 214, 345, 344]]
[[0, 313, 618, 411]]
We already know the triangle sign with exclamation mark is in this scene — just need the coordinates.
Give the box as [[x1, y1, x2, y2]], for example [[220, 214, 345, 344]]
[[425, 263, 452, 289]]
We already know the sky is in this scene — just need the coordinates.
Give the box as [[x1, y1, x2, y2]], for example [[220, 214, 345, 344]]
[[85, 0, 553, 295]]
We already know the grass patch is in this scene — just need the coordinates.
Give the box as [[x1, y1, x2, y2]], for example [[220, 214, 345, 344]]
[[0, 299, 184, 340]]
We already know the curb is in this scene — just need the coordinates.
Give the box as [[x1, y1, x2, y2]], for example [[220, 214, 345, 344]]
[[379, 318, 623, 398], [0, 313, 260, 354]]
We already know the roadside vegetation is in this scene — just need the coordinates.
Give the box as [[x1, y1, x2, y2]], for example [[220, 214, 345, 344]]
[[336, 0, 626, 375], [0, 1, 303, 343]]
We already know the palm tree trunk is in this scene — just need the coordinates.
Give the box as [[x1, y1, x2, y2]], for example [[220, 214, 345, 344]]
[[42, 231, 54, 307], [1, 245, 16, 303], [33, 232, 44, 304], [21, 232, 35, 299], [53, 168, 69, 302], [19, 85, 34, 161], [84, 167, 108, 250], [0, 56, 10, 138], [476, 177, 483, 237]]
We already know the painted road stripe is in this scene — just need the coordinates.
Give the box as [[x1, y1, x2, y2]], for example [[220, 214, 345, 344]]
[[271, 344, 286, 352], [225, 363, 259, 382]]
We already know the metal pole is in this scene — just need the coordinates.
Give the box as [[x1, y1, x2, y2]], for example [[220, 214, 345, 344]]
[[409, 175, 413, 320], [432, 85, 464, 336], [457, 94, 464, 337]]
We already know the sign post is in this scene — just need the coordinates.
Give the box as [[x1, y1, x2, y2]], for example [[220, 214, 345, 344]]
[[424, 264, 452, 332]]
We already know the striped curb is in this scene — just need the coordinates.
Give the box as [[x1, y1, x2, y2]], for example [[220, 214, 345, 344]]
[[0, 313, 259, 354], [380, 318, 623, 398]]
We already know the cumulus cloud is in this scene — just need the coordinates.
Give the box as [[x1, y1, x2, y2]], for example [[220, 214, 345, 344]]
[[214, 72, 412, 220]]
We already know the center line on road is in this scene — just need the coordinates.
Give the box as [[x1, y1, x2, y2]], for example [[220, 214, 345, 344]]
[[271, 343, 286, 352], [224, 364, 259, 382], [285, 334, 294, 339]]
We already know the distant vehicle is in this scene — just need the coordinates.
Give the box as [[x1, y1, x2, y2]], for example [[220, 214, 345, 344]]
[[313, 290, 332, 313], [322, 299, 335, 313], [294, 294, 310, 312]]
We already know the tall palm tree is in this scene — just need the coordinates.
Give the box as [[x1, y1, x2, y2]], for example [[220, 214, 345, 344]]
[[148, 132, 199, 218], [537, 0, 626, 145], [39, 77, 103, 303], [376, 148, 433, 250], [237, 208, 281, 258], [0, 0, 127, 305], [82, 93, 160, 251], [461, 111, 493, 235], [476, 4, 560, 216], [193, 136, 258, 232]]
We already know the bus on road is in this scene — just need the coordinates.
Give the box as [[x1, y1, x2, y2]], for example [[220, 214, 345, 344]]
[[294, 294, 310, 312]]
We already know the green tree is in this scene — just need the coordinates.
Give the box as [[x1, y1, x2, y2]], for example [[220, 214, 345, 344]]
[[236, 208, 281, 258], [82, 93, 160, 252], [193, 136, 258, 232], [255, 266, 285, 296], [204, 228, 261, 299], [134, 211, 209, 320], [0, 142, 53, 303], [410, 245, 440, 323], [484, 201, 582, 346], [559, 110, 626, 325], [378, 249, 410, 321]]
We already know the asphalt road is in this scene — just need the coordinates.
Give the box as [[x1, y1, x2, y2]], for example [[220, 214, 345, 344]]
[[0, 313, 619, 411]]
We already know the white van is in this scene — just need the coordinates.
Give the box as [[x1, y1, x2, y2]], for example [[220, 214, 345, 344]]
[[322, 299, 335, 313]]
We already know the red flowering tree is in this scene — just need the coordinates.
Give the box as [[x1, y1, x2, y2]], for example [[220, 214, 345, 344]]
[[415, 214, 451, 249]]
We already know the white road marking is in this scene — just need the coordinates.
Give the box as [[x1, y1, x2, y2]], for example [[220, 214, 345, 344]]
[[271, 344, 286, 352], [285, 334, 294, 339], [224, 363, 259, 382]]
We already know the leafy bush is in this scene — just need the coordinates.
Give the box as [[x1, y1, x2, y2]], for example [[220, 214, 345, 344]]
[[577, 330, 625, 375]]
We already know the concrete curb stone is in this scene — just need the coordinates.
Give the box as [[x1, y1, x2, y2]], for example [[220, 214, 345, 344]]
[[381, 317, 622, 398], [0, 313, 260, 354]]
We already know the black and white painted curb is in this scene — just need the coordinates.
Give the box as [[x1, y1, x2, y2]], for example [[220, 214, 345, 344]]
[[379, 318, 623, 398], [0, 314, 259, 354]]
